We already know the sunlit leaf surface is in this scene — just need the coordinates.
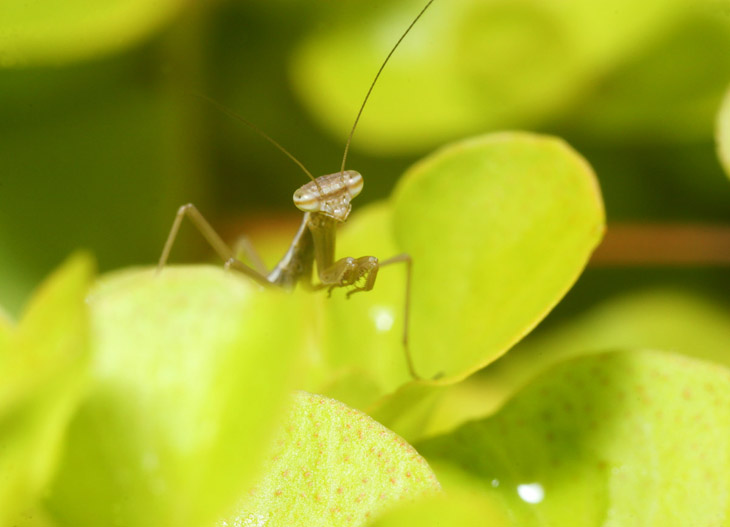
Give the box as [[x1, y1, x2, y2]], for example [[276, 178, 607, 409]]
[[485, 288, 730, 404], [393, 133, 604, 381], [0, 254, 92, 527], [0, 0, 187, 66], [313, 203, 409, 408], [419, 350, 730, 526], [221, 392, 440, 527], [718, 84, 730, 178], [366, 492, 508, 527], [8, 508, 58, 527], [291, 0, 707, 154], [0, 306, 11, 350], [45, 266, 308, 527], [373, 288, 730, 442], [317, 132, 604, 407]]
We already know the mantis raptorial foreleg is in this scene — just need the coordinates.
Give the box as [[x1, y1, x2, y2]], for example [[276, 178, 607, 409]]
[[317, 256, 378, 295], [314, 252, 417, 379]]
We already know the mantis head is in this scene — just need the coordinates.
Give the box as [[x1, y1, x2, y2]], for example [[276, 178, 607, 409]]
[[293, 170, 363, 222]]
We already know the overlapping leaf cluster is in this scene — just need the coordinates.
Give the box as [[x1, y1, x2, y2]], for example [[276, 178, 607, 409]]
[[4, 126, 727, 527], [2, 0, 730, 525], [0, 130, 608, 526]]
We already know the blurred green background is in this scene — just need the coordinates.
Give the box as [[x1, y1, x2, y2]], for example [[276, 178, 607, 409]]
[[1, 0, 729, 324]]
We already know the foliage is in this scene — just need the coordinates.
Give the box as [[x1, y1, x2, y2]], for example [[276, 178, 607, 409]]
[[0, 0, 186, 66], [1, 0, 729, 526], [719, 84, 730, 178], [0, 255, 92, 526], [45, 267, 307, 527], [220, 392, 439, 527], [313, 133, 603, 407], [292, 0, 730, 154], [419, 350, 730, 527]]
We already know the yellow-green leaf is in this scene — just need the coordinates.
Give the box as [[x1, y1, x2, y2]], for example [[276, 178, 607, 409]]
[[317, 132, 604, 408], [221, 392, 440, 527], [491, 288, 730, 398], [8, 508, 57, 527], [419, 350, 730, 526], [0, 254, 93, 527], [569, 12, 730, 144], [718, 84, 730, 178], [291, 0, 691, 154], [394, 132, 604, 380], [45, 266, 308, 527], [374, 288, 730, 443], [0, 306, 11, 352], [369, 375, 491, 444], [0, 0, 186, 67], [315, 203, 412, 407], [366, 492, 509, 527]]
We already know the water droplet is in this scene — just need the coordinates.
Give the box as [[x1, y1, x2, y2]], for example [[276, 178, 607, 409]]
[[517, 482, 544, 504], [370, 307, 395, 332], [491, 479, 500, 488]]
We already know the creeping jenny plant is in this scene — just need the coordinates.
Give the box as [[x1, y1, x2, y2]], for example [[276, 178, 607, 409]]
[[3, 130, 729, 526]]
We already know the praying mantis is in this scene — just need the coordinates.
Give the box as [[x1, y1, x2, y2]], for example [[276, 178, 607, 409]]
[[157, 0, 435, 380]]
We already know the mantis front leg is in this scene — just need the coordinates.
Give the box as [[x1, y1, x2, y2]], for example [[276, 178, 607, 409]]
[[318, 253, 419, 380]]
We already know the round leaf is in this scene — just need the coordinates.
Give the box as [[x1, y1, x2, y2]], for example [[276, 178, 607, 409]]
[[419, 350, 730, 526], [0, 0, 187, 67], [291, 0, 692, 154], [0, 254, 92, 527], [366, 492, 509, 527], [393, 132, 604, 380], [221, 391, 440, 527], [373, 288, 730, 443], [45, 266, 308, 527]]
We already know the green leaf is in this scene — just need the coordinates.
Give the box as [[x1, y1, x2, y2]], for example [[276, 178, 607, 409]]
[[0, 306, 11, 351], [369, 375, 490, 444], [316, 133, 603, 407], [366, 492, 509, 527], [418, 350, 730, 526], [0, 0, 187, 67], [291, 0, 691, 154], [313, 203, 412, 407], [0, 254, 93, 527], [469, 288, 730, 434], [718, 84, 730, 178], [394, 132, 604, 381], [45, 266, 308, 527], [493, 288, 730, 394], [374, 288, 730, 443], [567, 11, 730, 144], [8, 508, 58, 527], [221, 391, 440, 527]]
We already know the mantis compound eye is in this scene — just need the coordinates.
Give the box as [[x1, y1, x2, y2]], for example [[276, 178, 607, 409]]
[[293, 186, 321, 212], [342, 171, 363, 199]]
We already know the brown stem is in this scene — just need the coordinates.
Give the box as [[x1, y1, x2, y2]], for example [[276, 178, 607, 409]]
[[591, 223, 730, 266]]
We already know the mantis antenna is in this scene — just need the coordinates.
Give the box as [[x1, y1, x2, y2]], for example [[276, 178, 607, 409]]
[[192, 92, 319, 185], [339, 0, 435, 175]]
